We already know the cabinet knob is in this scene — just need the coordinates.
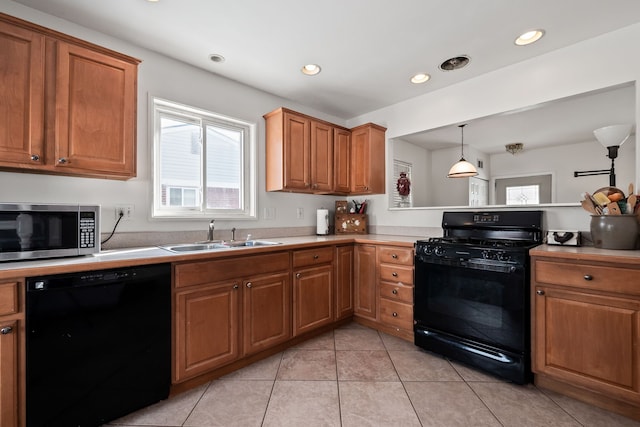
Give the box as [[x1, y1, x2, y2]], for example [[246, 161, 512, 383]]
[[392, 312, 398, 317], [392, 272, 398, 277], [583, 275, 593, 281], [296, 273, 301, 279], [392, 253, 398, 259], [31, 154, 40, 161], [0, 326, 13, 335], [392, 289, 398, 295], [233, 284, 239, 290], [536, 290, 545, 296], [58, 157, 68, 164], [246, 282, 252, 288], [313, 254, 319, 259]]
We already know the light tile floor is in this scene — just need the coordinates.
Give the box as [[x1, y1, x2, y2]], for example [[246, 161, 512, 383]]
[[107, 322, 640, 427]]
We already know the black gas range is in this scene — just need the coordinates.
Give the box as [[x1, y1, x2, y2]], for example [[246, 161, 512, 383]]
[[414, 210, 543, 384]]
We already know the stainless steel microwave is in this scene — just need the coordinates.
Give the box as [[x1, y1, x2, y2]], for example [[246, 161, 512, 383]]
[[0, 203, 100, 262]]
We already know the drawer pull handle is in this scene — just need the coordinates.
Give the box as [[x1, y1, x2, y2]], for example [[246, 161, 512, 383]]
[[1, 327, 12, 335], [313, 255, 319, 259], [246, 282, 252, 288], [296, 273, 301, 279], [392, 272, 398, 277], [392, 289, 398, 295], [392, 312, 398, 317], [583, 275, 593, 281], [536, 290, 545, 296], [392, 254, 398, 259]]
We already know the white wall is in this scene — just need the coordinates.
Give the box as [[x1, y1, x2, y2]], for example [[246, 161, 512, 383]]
[[390, 139, 429, 206], [347, 23, 640, 231], [0, 1, 346, 236]]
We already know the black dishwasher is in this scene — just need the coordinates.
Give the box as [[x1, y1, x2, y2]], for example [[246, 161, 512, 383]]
[[26, 263, 171, 427]]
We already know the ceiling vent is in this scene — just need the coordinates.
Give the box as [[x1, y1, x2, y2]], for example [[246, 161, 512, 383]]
[[439, 55, 470, 71]]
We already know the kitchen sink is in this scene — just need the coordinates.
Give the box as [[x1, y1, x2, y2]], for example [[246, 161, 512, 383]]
[[160, 242, 229, 253], [223, 240, 282, 247], [159, 240, 281, 253]]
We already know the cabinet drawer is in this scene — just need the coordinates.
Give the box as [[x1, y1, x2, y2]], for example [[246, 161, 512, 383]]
[[292, 247, 334, 268], [0, 282, 19, 316], [175, 252, 290, 288], [379, 264, 413, 285], [378, 246, 413, 265], [379, 282, 413, 303], [379, 299, 413, 330], [534, 260, 640, 296]]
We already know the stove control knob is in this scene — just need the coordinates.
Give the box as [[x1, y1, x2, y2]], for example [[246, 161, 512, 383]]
[[482, 250, 493, 259], [422, 245, 433, 255], [434, 246, 444, 256], [496, 251, 510, 261]]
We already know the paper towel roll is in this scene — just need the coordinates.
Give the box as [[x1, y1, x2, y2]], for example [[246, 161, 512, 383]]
[[316, 209, 329, 235]]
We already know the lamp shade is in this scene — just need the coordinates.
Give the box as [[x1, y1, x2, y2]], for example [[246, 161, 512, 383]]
[[447, 159, 478, 178], [593, 124, 632, 148]]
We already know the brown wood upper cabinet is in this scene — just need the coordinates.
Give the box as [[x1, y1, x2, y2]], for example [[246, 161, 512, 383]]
[[0, 14, 139, 180], [264, 107, 385, 195]]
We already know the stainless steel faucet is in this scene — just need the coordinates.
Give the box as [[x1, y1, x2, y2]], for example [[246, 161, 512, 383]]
[[207, 219, 215, 241], [231, 227, 236, 241]]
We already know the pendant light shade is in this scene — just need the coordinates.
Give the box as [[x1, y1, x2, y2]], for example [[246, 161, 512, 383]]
[[447, 124, 478, 178]]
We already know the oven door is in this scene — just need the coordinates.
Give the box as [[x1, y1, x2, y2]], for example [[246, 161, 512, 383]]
[[414, 257, 529, 354]]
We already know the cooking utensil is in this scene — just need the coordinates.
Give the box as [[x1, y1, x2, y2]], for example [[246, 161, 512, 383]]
[[607, 201, 622, 215], [581, 200, 597, 214], [627, 194, 637, 213], [629, 183, 634, 197]]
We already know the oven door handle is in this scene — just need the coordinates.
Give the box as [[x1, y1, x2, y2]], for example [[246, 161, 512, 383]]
[[463, 259, 517, 273]]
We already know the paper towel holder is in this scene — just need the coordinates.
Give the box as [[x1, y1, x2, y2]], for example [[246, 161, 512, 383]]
[[316, 208, 329, 235]]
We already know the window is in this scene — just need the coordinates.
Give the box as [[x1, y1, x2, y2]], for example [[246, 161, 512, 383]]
[[505, 185, 540, 205], [152, 98, 256, 219]]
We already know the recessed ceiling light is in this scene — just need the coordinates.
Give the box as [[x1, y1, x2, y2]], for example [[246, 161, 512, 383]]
[[301, 64, 321, 76], [439, 56, 470, 71], [515, 29, 545, 46], [209, 54, 225, 63], [410, 73, 430, 84]]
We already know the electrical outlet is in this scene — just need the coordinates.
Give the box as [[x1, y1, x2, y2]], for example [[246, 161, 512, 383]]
[[115, 204, 134, 221], [263, 207, 275, 220], [296, 207, 304, 219]]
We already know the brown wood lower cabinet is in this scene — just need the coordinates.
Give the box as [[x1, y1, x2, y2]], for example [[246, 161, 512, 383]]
[[354, 244, 377, 319], [0, 279, 22, 427], [531, 253, 640, 420], [173, 252, 291, 383], [242, 272, 291, 355], [174, 281, 240, 381], [292, 247, 334, 336], [335, 245, 354, 320]]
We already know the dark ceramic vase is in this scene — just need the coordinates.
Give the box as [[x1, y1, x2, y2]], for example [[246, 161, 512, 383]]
[[590, 215, 639, 249]]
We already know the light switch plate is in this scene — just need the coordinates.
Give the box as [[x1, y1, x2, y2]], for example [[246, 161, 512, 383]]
[[546, 230, 581, 246]]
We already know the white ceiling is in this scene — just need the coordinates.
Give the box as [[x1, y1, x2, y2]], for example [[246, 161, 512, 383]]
[[11, 0, 640, 119]]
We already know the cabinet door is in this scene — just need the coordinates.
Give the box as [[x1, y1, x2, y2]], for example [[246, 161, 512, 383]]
[[293, 264, 333, 336], [0, 21, 45, 167], [283, 111, 310, 191], [354, 244, 377, 319], [350, 124, 385, 194], [533, 286, 640, 403], [0, 320, 19, 427], [174, 282, 240, 382], [333, 128, 351, 194], [243, 272, 291, 355], [335, 245, 354, 320], [54, 41, 137, 177], [310, 121, 334, 192]]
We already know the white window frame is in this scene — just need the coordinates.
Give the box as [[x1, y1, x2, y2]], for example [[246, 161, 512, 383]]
[[151, 97, 256, 219]]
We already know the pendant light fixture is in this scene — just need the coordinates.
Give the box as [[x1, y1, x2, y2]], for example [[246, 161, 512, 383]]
[[447, 124, 478, 178]]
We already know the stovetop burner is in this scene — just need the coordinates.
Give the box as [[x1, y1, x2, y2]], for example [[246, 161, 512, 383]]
[[424, 237, 539, 250]]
